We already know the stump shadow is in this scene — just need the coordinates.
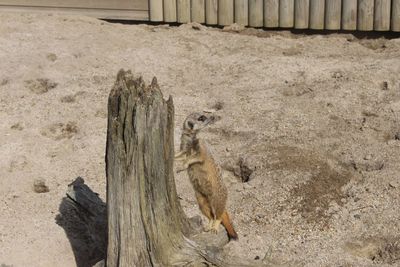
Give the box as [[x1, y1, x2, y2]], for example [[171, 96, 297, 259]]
[[55, 177, 107, 267]]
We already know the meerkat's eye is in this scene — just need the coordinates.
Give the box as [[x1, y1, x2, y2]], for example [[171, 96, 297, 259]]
[[198, 115, 207, 122]]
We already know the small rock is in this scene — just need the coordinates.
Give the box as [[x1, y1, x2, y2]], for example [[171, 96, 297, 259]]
[[364, 154, 373, 160], [178, 22, 206, 31], [33, 179, 49, 193], [203, 108, 217, 113], [254, 256, 260, 260], [381, 81, 389, 90], [1, 78, 9, 86], [10, 123, 24, 131], [191, 22, 203, 30], [46, 53, 57, 62], [354, 214, 361, 219], [212, 101, 224, 111], [331, 71, 344, 79], [152, 24, 170, 31], [222, 23, 245, 33], [394, 132, 400, 140]]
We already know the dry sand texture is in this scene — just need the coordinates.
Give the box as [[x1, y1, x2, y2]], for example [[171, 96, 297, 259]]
[[1, 12, 400, 267]]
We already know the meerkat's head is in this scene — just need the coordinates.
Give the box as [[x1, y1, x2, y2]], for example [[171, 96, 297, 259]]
[[182, 112, 220, 134]]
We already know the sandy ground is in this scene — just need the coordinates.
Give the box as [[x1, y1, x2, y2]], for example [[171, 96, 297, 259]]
[[1, 11, 400, 267]]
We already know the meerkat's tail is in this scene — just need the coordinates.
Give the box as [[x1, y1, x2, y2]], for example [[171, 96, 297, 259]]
[[221, 210, 238, 240]]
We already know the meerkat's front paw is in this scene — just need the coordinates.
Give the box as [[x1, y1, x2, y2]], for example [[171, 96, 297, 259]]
[[176, 167, 188, 173], [174, 150, 186, 160], [211, 219, 221, 234]]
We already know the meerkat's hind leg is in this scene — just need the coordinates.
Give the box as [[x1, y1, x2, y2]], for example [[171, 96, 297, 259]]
[[211, 219, 222, 234], [195, 193, 214, 232]]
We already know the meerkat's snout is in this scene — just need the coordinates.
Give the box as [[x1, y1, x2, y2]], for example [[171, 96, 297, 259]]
[[201, 114, 220, 126], [207, 114, 221, 124], [194, 113, 220, 131]]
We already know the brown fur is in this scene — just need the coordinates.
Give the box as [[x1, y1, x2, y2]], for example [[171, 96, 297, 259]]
[[176, 112, 238, 240]]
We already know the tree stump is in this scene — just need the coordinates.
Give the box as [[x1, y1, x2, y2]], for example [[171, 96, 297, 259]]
[[106, 69, 192, 266], [66, 69, 276, 267]]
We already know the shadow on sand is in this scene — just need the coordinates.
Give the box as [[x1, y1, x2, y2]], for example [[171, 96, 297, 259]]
[[55, 177, 106, 267]]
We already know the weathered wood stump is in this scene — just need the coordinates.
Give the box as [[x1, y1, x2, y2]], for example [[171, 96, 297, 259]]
[[106, 69, 195, 266], [62, 69, 276, 267]]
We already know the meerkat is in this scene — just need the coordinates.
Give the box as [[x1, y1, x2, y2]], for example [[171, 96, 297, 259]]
[[175, 112, 238, 240]]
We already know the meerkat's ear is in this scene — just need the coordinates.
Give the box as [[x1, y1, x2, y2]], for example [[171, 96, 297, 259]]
[[187, 121, 194, 129]]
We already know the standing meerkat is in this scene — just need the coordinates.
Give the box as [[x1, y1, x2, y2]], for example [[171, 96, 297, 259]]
[[175, 112, 238, 240]]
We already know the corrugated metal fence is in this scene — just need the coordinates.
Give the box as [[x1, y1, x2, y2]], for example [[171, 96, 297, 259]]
[[149, 0, 400, 31]]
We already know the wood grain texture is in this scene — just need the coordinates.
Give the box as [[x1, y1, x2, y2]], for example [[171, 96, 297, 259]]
[[309, 0, 324, 29], [358, 0, 374, 31], [106, 70, 184, 266], [294, 0, 309, 29], [279, 0, 294, 28], [325, 0, 341, 30], [264, 0, 279, 27], [150, 0, 163, 21], [164, 0, 177, 22], [393, 0, 400, 31], [206, 0, 218, 24], [0, 5, 149, 20], [192, 0, 205, 23], [249, 0, 263, 27], [218, 0, 234, 25], [235, 0, 248, 25], [0, 0, 148, 9], [342, 0, 357, 30], [177, 0, 191, 23], [374, 0, 391, 31]]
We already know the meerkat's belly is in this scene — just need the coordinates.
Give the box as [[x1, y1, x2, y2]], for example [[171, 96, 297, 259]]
[[187, 160, 227, 198], [187, 164, 212, 196]]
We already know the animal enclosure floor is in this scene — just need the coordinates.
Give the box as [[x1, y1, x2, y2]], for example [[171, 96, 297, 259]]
[[1, 12, 400, 267]]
